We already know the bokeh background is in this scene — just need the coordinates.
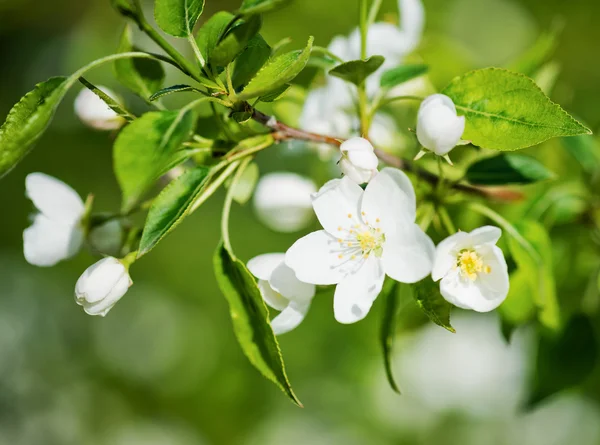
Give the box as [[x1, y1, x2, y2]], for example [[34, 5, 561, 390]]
[[1, 0, 600, 444]]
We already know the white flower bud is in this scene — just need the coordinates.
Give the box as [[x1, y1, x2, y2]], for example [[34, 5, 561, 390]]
[[75, 257, 132, 316], [416, 94, 465, 156], [253, 173, 317, 233], [339, 137, 379, 184], [74, 86, 125, 131]]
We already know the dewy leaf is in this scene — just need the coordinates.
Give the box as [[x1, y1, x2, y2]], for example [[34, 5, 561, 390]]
[[329, 56, 385, 86], [232, 34, 272, 89], [238, 0, 291, 15], [154, 0, 205, 38], [412, 278, 455, 333], [466, 153, 555, 185], [115, 25, 165, 99], [114, 110, 195, 212], [211, 15, 262, 68], [442, 68, 591, 151], [195, 11, 235, 66], [138, 166, 210, 257], [379, 279, 401, 394], [507, 220, 561, 331], [380, 64, 428, 89], [237, 36, 314, 100], [214, 242, 302, 406], [149, 84, 199, 101], [0, 77, 67, 178], [78, 77, 135, 122]]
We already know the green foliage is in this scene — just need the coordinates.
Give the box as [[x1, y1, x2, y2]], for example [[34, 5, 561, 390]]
[[379, 279, 401, 393], [149, 84, 199, 101], [499, 269, 536, 328], [562, 134, 600, 175], [412, 278, 455, 333], [154, 0, 205, 38], [78, 77, 134, 121], [211, 15, 262, 68], [230, 161, 259, 204], [114, 110, 195, 212], [237, 36, 314, 100], [258, 84, 291, 102], [195, 11, 234, 65], [115, 25, 165, 99], [509, 26, 560, 76], [329, 56, 385, 86], [138, 166, 210, 257], [238, 0, 291, 15], [0, 77, 67, 178], [466, 153, 555, 185], [443, 68, 591, 151], [380, 64, 428, 89], [232, 35, 272, 89], [110, 0, 140, 21], [213, 242, 302, 406]]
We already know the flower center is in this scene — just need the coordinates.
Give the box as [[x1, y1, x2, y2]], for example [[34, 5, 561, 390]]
[[456, 249, 491, 281], [333, 212, 385, 271]]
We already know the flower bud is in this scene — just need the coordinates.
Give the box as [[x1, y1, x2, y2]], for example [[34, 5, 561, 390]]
[[339, 137, 379, 184], [75, 257, 132, 316], [74, 86, 125, 131], [416, 94, 465, 156]]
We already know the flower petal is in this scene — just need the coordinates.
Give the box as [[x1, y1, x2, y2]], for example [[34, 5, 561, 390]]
[[398, 0, 425, 53], [271, 300, 311, 335], [269, 262, 316, 303], [439, 269, 506, 313], [468, 225, 502, 247], [382, 222, 435, 283], [334, 256, 385, 324], [432, 231, 469, 281], [257, 279, 289, 311], [312, 177, 363, 236], [285, 230, 347, 285], [247, 253, 286, 280], [23, 214, 83, 267], [26, 173, 85, 223], [478, 245, 510, 296]]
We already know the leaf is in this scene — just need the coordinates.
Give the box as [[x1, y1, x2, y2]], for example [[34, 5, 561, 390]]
[[149, 84, 199, 101], [508, 26, 560, 76], [114, 110, 195, 211], [258, 84, 291, 102], [329, 56, 385, 86], [562, 134, 600, 174], [232, 34, 272, 89], [211, 15, 262, 68], [110, 0, 139, 19], [115, 25, 165, 99], [498, 268, 536, 327], [380, 64, 428, 89], [78, 77, 135, 121], [466, 153, 555, 185], [412, 278, 455, 333], [213, 242, 302, 406], [527, 314, 598, 408], [507, 220, 561, 331], [154, 0, 205, 38], [379, 279, 401, 393], [0, 76, 68, 178], [195, 11, 235, 66], [138, 166, 210, 257], [159, 148, 206, 176], [230, 161, 259, 204], [238, 0, 291, 15], [237, 36, 314, 100], [442, 68, 591, 151]]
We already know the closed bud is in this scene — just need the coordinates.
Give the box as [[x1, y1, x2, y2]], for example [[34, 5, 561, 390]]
[[416, 94, 465, 156], [339, 137, 379, 184]]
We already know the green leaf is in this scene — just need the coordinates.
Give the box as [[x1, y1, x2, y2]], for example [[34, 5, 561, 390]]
[[329, 56, 385, 86], [498, 269, 536, 327], [149, 84, 199, 101], [213, 242, 302, 406], [0, 76, 68, 178], [230, 161, 259, 204], [232, 35, 272, 89], [258, 84, 291, 102], [379, 279, 401, 393], [110, 0, 140, 21], [78, 77, 135, 122], [114, 110, 195, 211], [411, 278, 455, 333], [138, 166, 210, 257], [508, 26, 560, 76], [238, 0, 291, 15], [154, 0, 205, 37], [442, 68, 591, 151], [211, 15, 262, 68], [195, 12, 233, 65], [380, 64, 428, 89], [115, 25, 165, 99], [237, 36, 314, 101], [507, 220, 561, 331], [562, 134, 600, 174], [466, 153, 555, 185]]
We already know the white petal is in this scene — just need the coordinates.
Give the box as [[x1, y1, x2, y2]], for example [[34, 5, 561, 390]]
[[74, 86, 124, 131], [432, 231, 469, 281], [23, 214, 83, 267], [26, 173, 85, 224], [468, 225, 502, 247], [398, 0, 425, 53], [334, 256, 385, 324], [432, 116, 465, 156], [361, 167, 417, 233], [82, 272, 132, 316], [247, 253, 286, 280], [312, 177, 364, 235], [339, 158, 374, 184], [257, 279, 289, 311], [271, 300, 311, 335], [419, 93, 457, 115], [382, 222, 435, 283], [75, 257, 128, 303], [285, 230, 347, 285], [346, 149, 379, 171], [269, 262, 316, 303], [478, 245, 510, 296], [439, 269, 506, 313]]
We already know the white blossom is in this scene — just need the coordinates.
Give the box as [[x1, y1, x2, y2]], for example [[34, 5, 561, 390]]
[[74, 86, 125, 131], [339, 137, 379, 183], [75, 257, 132, 316], [247, 253, 315, 335], [432, 226, 509, 312], [253, 173, 317, 233], [286, 168, 434, 324], [23, 173, 85, 267], [416, 94, 466, 156]]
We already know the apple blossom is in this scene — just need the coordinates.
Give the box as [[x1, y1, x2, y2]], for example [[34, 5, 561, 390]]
[[74, 86, 125, 131], [432, 226, 509, 312], [247, 253, 316, 335], [75, 256, 133, 316], [416, 94, 466, 157], [253, 173, 317, 233], [23, 173, 85, 267], [339, 137, 379, 183], [286, 168, 435, 324]]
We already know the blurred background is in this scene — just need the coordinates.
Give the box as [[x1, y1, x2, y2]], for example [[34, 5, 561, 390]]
[[1, 0, 600, 443]]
